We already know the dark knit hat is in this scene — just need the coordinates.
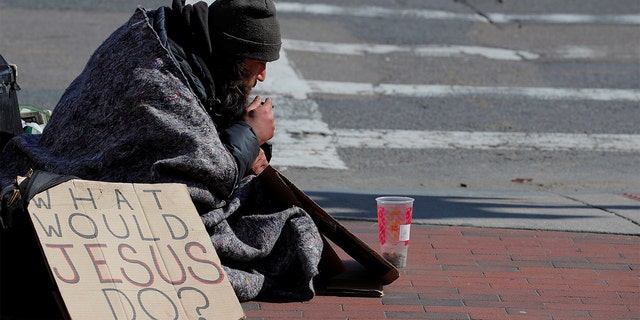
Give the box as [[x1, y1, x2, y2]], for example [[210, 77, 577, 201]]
[[209, 0, 281, 62]]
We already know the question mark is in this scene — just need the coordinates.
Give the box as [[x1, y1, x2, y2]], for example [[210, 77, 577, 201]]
[[178, 287, 210, 320]]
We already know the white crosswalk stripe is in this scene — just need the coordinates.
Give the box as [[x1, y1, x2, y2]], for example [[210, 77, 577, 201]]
[[304, 81, 640, 101], [255, 4, 640, 169], [331, 130, 640, 152], [276, 2, 640, 25], [257, 51, 347, 168], [282, 39, 540, 61]]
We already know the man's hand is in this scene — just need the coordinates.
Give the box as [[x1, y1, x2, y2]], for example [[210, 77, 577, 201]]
[[251, 148, 270, 175], [244, 96, 275, 146]]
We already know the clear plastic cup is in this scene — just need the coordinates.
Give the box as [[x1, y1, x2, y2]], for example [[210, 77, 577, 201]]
[[376, 196, 414, 268]]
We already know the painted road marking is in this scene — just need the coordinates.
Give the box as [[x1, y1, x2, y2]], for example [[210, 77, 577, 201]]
[[487, 13, 640, 25], [259, 50, 310, 99], [283, 39, 637, 61], [277, 2, 640, 25], [269, 99, 348, 169], [277, 2, 483, 22], [258, 51, 640, 168], [262, 46, 639, 102], [272, 118, 348, 169], [270, 127, 640, 168], [266, 80, 640, 102], [257, 52, 347, 168], [332, 130, 640, 152], [283, 39, 540, 61], [256, 7, 640, 168], [267, 96, 640, 169], [261, 43, 639, 102]]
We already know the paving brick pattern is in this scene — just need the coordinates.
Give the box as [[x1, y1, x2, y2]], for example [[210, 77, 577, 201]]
[[242, 220, 640, 320]]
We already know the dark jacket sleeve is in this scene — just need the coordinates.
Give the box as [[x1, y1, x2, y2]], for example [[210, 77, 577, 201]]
[[220, 122, 260, 178]]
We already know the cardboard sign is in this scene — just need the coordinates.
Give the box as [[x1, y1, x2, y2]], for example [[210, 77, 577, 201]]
[[260, 166, 399, 286], [27, 179, 245, 320]]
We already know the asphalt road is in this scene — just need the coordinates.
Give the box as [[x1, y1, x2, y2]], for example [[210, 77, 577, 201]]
[[1, 0, 639, 193]]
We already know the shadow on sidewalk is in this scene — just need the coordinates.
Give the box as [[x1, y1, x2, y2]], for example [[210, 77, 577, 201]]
[[304, 190, 636, 223]]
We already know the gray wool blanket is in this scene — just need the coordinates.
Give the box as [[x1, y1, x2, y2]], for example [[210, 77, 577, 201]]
[[0, 8, 322, 301]]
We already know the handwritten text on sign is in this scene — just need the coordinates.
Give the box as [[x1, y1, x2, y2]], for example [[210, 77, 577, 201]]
[[28, 180, 243, 320]]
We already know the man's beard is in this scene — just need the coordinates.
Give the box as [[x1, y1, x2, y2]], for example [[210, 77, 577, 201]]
[[206, 60, 252, 128], [204, 75, 252, 128]]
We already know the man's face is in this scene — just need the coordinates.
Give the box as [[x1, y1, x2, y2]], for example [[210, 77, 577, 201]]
[[243, 58, 268, 88]]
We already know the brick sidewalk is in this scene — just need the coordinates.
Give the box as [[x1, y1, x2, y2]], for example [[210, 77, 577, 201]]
[[241, 220, 640, 320]]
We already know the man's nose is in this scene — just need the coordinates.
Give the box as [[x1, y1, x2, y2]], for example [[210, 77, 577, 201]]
[[257, 67, 267, 82]]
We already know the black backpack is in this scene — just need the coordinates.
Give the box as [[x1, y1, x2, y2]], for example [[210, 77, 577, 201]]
[[0, 54, 23, 151], [0, 170, 76, 319]]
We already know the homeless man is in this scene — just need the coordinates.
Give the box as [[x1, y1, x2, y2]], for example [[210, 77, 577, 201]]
[[0, 0, 323, 301]]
